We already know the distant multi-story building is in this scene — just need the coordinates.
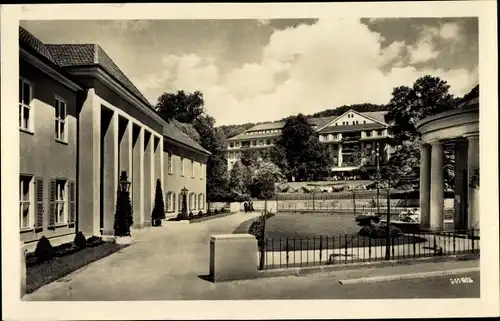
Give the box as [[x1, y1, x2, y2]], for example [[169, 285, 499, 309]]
[[226, 109, 394, 177]]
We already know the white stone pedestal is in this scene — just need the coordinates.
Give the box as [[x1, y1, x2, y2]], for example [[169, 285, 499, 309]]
[[229, 202, 240, 213], [209, 234, 258, 282]]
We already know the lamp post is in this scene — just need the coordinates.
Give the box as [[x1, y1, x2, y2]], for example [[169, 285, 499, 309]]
[[376, 142, 380, 215], [181, 187, 188, 219], [385, 175, 391, 260]]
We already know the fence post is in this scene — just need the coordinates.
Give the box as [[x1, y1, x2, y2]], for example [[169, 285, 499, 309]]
[[319, 236, 323, 264], [453, 232, 456, 255], [285, 237, 289, 268], [368, 237, 372, 261], [391, 235, 395, 259], [413, 232, 416, 258], [344, 235, 348, 264], [471, 229, 475, 253]]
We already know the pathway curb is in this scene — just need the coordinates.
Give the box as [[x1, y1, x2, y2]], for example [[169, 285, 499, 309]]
[[338, 267, 480, 285], [257, 254, 479, 279]]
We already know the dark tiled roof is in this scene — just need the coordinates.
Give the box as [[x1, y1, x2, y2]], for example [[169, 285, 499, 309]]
[[20, 26, 209, 156], [228, 131, 280, 141], [320, 122, 387, 134], [163, 121, 211, 155], [246, 121, 286, 131], [362, 111, 389, 124], [19, 26, 57, 65], [46, 44, 151, 107]]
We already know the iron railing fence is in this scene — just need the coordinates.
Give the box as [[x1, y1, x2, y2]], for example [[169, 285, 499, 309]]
[[259, 229, 479, 270]]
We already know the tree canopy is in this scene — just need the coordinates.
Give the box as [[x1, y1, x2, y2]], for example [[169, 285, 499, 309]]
[[384, 75, 459, 190], [385, 75, 459, 142], [155, 90, 205, 124], [273, 114, 333, 181]]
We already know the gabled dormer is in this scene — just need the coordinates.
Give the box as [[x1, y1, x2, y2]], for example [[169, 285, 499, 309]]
[[316, 109, 388, 132]]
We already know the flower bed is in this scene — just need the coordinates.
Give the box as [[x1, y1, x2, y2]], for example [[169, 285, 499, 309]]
[[167, 207, 232, 222], [26, 242, 127, 294], [24, 234, 127, 294]]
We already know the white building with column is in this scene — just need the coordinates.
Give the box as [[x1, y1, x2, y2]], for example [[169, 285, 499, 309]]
[[416, 85, 479, 235], [18, 26, 210, 249]]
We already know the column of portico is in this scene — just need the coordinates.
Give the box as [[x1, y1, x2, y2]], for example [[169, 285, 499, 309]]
[[102, 111, 119, 239], [154, 136, 162, 187], [160, 136, 165, 202], [419, 143, 431, 229], [78, 89, 101, 235], [132, 126, 144, 228], [119, 118, 133, 186], [465, 133, 480, 233], [143, 132, 153, 226], [429, 141, 444, 231]]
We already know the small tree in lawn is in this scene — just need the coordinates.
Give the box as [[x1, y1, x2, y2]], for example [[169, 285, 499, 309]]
[[152, 179, 166, 226], [114, 171, 133, 237], [251, 166, 279, 270]]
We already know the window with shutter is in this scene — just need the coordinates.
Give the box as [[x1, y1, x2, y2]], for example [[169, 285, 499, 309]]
[[48, 179, 56, 228], [19, 175, 34, 230], [69, 180, 75, 224], [35, 177, 44, 230]]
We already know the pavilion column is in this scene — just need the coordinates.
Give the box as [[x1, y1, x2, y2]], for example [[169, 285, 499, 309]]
[[454, 141, 468, 230], [465, 133, 480, 234], [419, 143, 431, 229], [429, 141, 444, 231]]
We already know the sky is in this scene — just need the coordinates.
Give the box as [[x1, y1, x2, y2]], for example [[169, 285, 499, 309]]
[[21, 18, 478, 126]]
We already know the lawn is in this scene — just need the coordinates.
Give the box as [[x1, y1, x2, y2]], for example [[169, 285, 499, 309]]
[[26, 243, 127, 294], [234, 212, 427, 251]]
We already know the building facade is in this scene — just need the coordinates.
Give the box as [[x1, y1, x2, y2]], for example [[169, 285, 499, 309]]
[[226, 110, 393, 175], [19, 27, 210, 247]]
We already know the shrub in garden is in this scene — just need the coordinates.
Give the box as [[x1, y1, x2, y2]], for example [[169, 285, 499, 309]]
[[34, 236, 55, 262], [74, 231, 87, 249], [86, 236, 104, 247], [358, 223, 402, 239], [355, 213, 380, 226], [53, 242, 79, 256], [198, 210, 203, 216], [189, 211, 194, 219], [151, 179, 165, 227], [214, 209, 219, 215]]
